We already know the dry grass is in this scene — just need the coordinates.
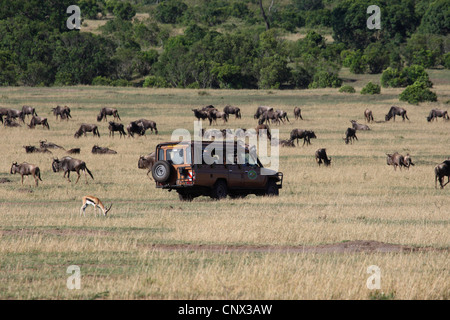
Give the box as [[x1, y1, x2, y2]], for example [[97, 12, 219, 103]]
[[0, 75, 449, 299]]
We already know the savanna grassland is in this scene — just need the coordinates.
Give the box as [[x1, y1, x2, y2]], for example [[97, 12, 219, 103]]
[[0, 70, 449, 300]]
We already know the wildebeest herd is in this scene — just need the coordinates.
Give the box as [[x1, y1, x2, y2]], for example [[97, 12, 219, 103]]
[[4, 103, 450, 190]]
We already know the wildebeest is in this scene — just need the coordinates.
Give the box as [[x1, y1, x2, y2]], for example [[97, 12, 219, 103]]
[[258, 109, 280, 125], [275, 109, 289, 123], [364, 109, 374, 122], [126, 121, 146, 137], [28, 115, 50, 130], [192, 109, 209, 122], [315, 148, 331, 166], [255, 124, 271, 140], [136, 119, 158, 134], [403, 153, 415, 169], [108, 121, 127, 138], [74, 124, 100, 138], [97, 107, 121, 122], [91, 145, 117, 154], [138, 152, 156, 179], [290, 129, 317, 146], [427, 109, 449, 122], [10, 162, 42, 186], [435, 160, 450, 189], [386, 152, 405, 170], [254, 106, 273, 119], [23, 145, 52, 154], [208, 110, 228, 125], [0, 107, 9, 119], [223, 105, 241, 119], [279, 139, 295, 147], [40, 140, 65, 150], [52, 156, 94, 184], [52, 105, 71, 121], [22, 105, 38, 119], [385, 106, 409, 122], [343, 127, 358, 144], [66, 148, 81, 154], [350, 120, 370, 131], [7, 109, 25, 123], [3, 118, 21, 127], [294, 107, 303, 120]]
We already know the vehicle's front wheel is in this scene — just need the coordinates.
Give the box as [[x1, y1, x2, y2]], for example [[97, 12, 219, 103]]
[[265, 180, 279, 196], [211, 180, 228, 200]]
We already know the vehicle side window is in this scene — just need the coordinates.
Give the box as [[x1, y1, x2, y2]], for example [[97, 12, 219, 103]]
[[158, 148, 164, 161]]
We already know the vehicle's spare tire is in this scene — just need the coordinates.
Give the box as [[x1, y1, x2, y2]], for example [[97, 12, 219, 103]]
[[152, 160, 171, 182]]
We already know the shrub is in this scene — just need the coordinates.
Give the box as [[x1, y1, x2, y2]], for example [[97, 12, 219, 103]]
[[339, 85, 355, 93], [381, 65, 432, 88], [399, 80, 437, 104], [308, 70, 342, 88], [361, 82, 380, 94], [443, 53, 450, 69], [91, 76, 112, 86], [143, 75, 168, 88]]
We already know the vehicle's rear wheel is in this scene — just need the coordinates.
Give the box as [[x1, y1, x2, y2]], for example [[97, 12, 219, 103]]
[[265, 180, 279, 196], [152, 160, 171, 183], [229, 193, 247, 199], [211, 180, 228, 200], [178, 192, 194, 202]]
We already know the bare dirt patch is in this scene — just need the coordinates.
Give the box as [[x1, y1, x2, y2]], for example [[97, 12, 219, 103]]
[[146, 240, 446, 254]]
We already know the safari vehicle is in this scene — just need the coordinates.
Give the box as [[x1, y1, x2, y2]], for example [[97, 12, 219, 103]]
[[152, 141, 283, 201]]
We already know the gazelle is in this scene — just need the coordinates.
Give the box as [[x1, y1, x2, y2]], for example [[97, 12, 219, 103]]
[[80, 196, 112, 217]]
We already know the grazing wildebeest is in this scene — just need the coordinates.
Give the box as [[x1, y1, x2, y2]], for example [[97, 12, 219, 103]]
[[3, 118, 21, 127], [28, 115, 50, 130], [66, 148, 81, 154], [223, 105, 241, 119], [126, 121, 146, 137], [294, 107, 303, 120], [386, 152, 405, 171], [343, 127, 358, 144], [74, 124, 100, 138], [254, 106, 273, 119], [108, 121, 127, 138], [403, 153, 415, 169], [385, 106, 409, 122], [52, 105, 71, 121], [138, 152, 156, 180], [275, 109, 289, 123], [7, 109, 25, 123], [52, 156, 94, 184], [136, 119, 158, 134], [97, 107, 121, 122], [427, 109, 449, 122], [435, 160, 450, 189], [207, 110, 228, 126], [364, 109, 374, 122], [290, 129, 317, 146], [22, 105, 38, 119], [91, 145, 117, 154], [192, 109, 208, 122], [10, 162, 42, 186], [40, 140, 65, 150], [258, 109, 280, 125], [315, 148, 331, 166], [202, 105, 217, 112], [350, 120, 370, 131], [255, 124, 271, 140], [23, 145, 52, 154]]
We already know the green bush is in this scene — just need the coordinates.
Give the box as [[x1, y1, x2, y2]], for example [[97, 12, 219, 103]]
[[143, 75, 168, 88], [110, 79, 131, 87], [361, 82, 380, 94], [308, 70, 342, 88], [155, 0, 187, 24], [443, 53, 450, 69], [339, 85, 355, 93], [399, 80, 437, 104], [381, 65, 432, 88], [91, 76, 112, 86]]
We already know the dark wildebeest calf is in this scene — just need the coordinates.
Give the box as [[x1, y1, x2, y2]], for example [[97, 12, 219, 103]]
[[343, 127, 358, 144], [290, 129, 317, 146], [74, 124, 100, 138], [52, 156, 94, 184], [385, 106, 409, 122], [23, 145, 52, 154], [97, 107, 121, 122], [138, 152, 156, 180], [192, 109, 208, 122], [28, 115, 50, 130], [427, 109, 449, 122], [315, 148, 331, 166], [223, 105, 241, 119], [364, 109, 374, 122], [294, 107, 303, 120], [435, 160, 450, 189], [91, 145, 117, 154], [108, 121, 127, 138], [10, 162, 42, 186], [126, 121, 145, 137]]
